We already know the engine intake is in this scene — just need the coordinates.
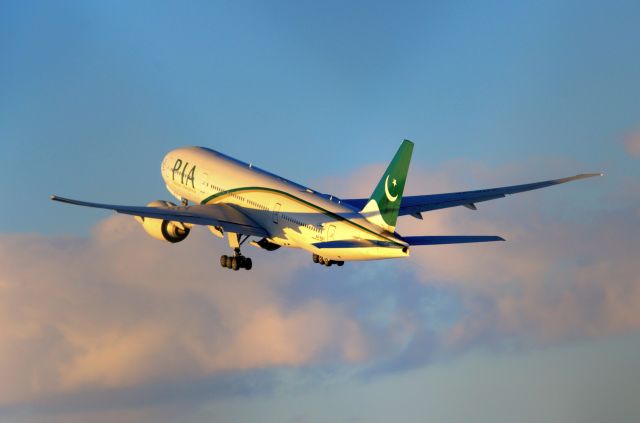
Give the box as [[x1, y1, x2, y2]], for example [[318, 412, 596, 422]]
[[135, 201, 190, 243]]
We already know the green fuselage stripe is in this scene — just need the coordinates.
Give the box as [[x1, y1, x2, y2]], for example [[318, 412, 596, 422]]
[[200, 186, 404, 247]]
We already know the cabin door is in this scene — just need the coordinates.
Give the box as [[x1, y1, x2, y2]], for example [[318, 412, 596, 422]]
[[272, 203, 281, 224]]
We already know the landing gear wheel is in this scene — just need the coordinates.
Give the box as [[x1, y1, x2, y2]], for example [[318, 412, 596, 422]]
[[221, 254, 253, 270], [312, 254, 319, 263], [337, 261, 344, 266], [244, 257, 252, 270], [231, 257, 240, 271]]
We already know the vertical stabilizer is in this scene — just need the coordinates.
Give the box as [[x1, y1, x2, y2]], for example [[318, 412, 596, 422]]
[[360, 139, 413, 232]]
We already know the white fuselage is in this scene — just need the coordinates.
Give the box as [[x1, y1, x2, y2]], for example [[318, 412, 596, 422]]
[[161, 147, 409, 261]]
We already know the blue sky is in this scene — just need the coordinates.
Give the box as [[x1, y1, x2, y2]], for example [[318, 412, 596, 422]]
[[2, 0, 638, 234], [1, 1, 639, 422]]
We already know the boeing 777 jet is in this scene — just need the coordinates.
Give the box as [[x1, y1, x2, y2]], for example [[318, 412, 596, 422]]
[[51, 140, 601, 270]]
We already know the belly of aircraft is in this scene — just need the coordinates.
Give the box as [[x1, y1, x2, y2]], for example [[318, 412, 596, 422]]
[[307, 246, 410, 261]]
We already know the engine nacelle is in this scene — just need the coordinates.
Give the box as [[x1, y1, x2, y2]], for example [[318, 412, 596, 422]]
[[135, 201, 190, 243]]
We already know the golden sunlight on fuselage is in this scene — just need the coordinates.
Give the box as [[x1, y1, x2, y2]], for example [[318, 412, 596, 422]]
[[161, 147, 409, 261]]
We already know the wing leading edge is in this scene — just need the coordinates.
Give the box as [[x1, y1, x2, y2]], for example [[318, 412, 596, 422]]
[[343, 173, 603, 217], [50, 195, 269, 237]]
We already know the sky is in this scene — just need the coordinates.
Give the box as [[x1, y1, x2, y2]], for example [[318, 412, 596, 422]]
[[1, 1, 639, 422]]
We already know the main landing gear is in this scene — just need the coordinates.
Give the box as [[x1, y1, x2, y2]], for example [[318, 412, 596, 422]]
[[220, 233, 253, 271], [220, 249, 252, 271], [312, 253, 344, 267]]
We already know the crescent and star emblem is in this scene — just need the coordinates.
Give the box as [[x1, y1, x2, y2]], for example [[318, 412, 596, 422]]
[[384, 174, 398, 202]]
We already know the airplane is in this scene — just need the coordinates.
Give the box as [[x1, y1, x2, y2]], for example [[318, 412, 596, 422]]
[[51, 140, 602, 271]]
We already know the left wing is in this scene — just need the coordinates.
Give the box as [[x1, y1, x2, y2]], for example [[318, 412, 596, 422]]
[[50, 195, 269, 237], [343, 173, 602, 218]]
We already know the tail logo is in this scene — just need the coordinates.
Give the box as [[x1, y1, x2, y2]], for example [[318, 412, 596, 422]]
[[384, 175, 399, 202]]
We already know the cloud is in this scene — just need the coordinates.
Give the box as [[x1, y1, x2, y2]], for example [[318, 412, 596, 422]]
[[322, 161, 640, 350], [299, 165, 640, 385], [2, 160, 639, 422], [391, 166, 640, 349], [0, 216, 368, 409], [623, 131, 640, 157]]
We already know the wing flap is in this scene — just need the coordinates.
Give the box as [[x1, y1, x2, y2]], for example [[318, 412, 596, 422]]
[[50, 195, 269, 237]]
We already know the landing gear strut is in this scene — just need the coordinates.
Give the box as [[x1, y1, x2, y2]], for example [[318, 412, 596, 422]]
[[312, 253, 344, 267], [220, 233, 253, 271]]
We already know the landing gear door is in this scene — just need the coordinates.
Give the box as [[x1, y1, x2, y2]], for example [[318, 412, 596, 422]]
[[272, 203, 281, 224], [327, 224, 336, 241]]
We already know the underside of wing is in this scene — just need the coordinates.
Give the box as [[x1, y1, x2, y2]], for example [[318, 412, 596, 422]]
[[342, 173, 602, 217], [50, 195, 269, 237]]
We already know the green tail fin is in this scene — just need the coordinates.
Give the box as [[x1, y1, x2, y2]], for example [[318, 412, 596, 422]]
[[362, 139, 414, 231]]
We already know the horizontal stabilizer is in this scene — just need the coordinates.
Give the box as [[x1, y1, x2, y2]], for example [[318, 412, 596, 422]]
[[403, 235, 505, 245]]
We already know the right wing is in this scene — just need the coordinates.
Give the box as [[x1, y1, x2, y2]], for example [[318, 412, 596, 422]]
[[342, 173, 602, 218], [50, 195, 269, 237]]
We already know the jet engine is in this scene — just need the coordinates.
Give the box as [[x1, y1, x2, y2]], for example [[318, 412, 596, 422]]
[[135, 200, 190, 243]]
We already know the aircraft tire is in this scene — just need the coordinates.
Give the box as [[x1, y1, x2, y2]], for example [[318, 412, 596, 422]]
[[337, 261, 344, 266], [231, 257, 240, 271], [220, 255, 228, 268], [244, 257, 252, 270]]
